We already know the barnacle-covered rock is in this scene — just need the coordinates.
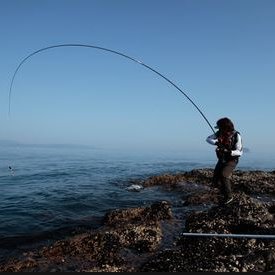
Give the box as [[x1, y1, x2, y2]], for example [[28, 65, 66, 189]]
[[141, 193, 275, 272], [1, 169, 275, 272]]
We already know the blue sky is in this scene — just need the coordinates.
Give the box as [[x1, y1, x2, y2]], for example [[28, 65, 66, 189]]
[[0, 0, 274, 157]]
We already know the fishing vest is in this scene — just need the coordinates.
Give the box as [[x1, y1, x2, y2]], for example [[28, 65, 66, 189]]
[[216, 130, 240, 161]]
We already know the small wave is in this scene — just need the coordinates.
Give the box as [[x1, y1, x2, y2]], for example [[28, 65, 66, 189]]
[[126, 184, 144, 192]]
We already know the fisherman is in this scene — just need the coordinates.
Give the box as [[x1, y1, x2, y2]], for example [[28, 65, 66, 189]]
[[206, 117, 243, 205]]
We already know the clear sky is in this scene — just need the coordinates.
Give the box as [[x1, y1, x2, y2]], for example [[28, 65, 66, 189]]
[[0, 0, 274, 157]]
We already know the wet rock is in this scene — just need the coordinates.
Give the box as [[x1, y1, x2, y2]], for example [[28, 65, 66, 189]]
[[141, 193, 275, 272], [269, 204, 275, 214], [111, 223, 162, 252], [185, 193, 274, 234], [0, 231, 125, 272], [1, 169, 275, 272], [104, 201, 173, 226], [142, 168, 275, 196], [103, 201, 172, 253], [232, 170, 275, 195], [142, 169, 213, 188], [142, 173, 187, 188], [183, 190, 220, 206], [141, 237, 275, 272], [0, 201, 173, 272]]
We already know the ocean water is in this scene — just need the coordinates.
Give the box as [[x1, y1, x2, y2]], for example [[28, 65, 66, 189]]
[[0, 144, 274, 260]]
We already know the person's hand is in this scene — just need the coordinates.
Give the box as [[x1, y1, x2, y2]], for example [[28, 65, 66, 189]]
[[215, 141, 222, 147], [216, 146, 231, 153], [222, 148, 232, 156]]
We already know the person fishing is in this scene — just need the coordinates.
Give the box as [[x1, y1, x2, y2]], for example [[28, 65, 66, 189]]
[[206, 117, 243, 205]]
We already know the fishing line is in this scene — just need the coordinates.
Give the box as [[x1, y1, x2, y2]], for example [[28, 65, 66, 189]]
[[8, 44, 215, 133], [8, 44, 215, 173]]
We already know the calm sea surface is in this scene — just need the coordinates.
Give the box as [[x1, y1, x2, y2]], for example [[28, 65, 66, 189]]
[[0, 144, 274, 260]]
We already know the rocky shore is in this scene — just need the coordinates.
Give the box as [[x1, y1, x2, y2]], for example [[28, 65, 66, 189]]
[[0, 168, 275, 272]]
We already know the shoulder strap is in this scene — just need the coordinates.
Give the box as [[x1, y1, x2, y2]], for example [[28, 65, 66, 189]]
[[232, 131, 240, 148]]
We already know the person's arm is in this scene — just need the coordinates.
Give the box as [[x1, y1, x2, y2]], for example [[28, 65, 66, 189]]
[[206, 133, 218, 145], [231, 133, 243, 157]]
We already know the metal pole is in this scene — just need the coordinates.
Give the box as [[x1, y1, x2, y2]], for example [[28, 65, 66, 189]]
[[181, 232, 275, 239]]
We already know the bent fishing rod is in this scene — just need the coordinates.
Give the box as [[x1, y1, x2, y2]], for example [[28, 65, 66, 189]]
[[8, 44, 215, 134]]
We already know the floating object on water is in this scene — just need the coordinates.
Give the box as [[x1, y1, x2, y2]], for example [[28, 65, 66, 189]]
[[9, 166, 15, 176], [126, 184, 144, 192]]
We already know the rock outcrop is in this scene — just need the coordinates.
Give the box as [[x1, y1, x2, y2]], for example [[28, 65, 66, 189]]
[[0, 169, 274, 272], [141, 194, 275, 272], [0, 201, 173, 272]]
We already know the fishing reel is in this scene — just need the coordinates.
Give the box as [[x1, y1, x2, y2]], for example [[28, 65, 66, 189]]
[[215, 143, 231, 160]]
